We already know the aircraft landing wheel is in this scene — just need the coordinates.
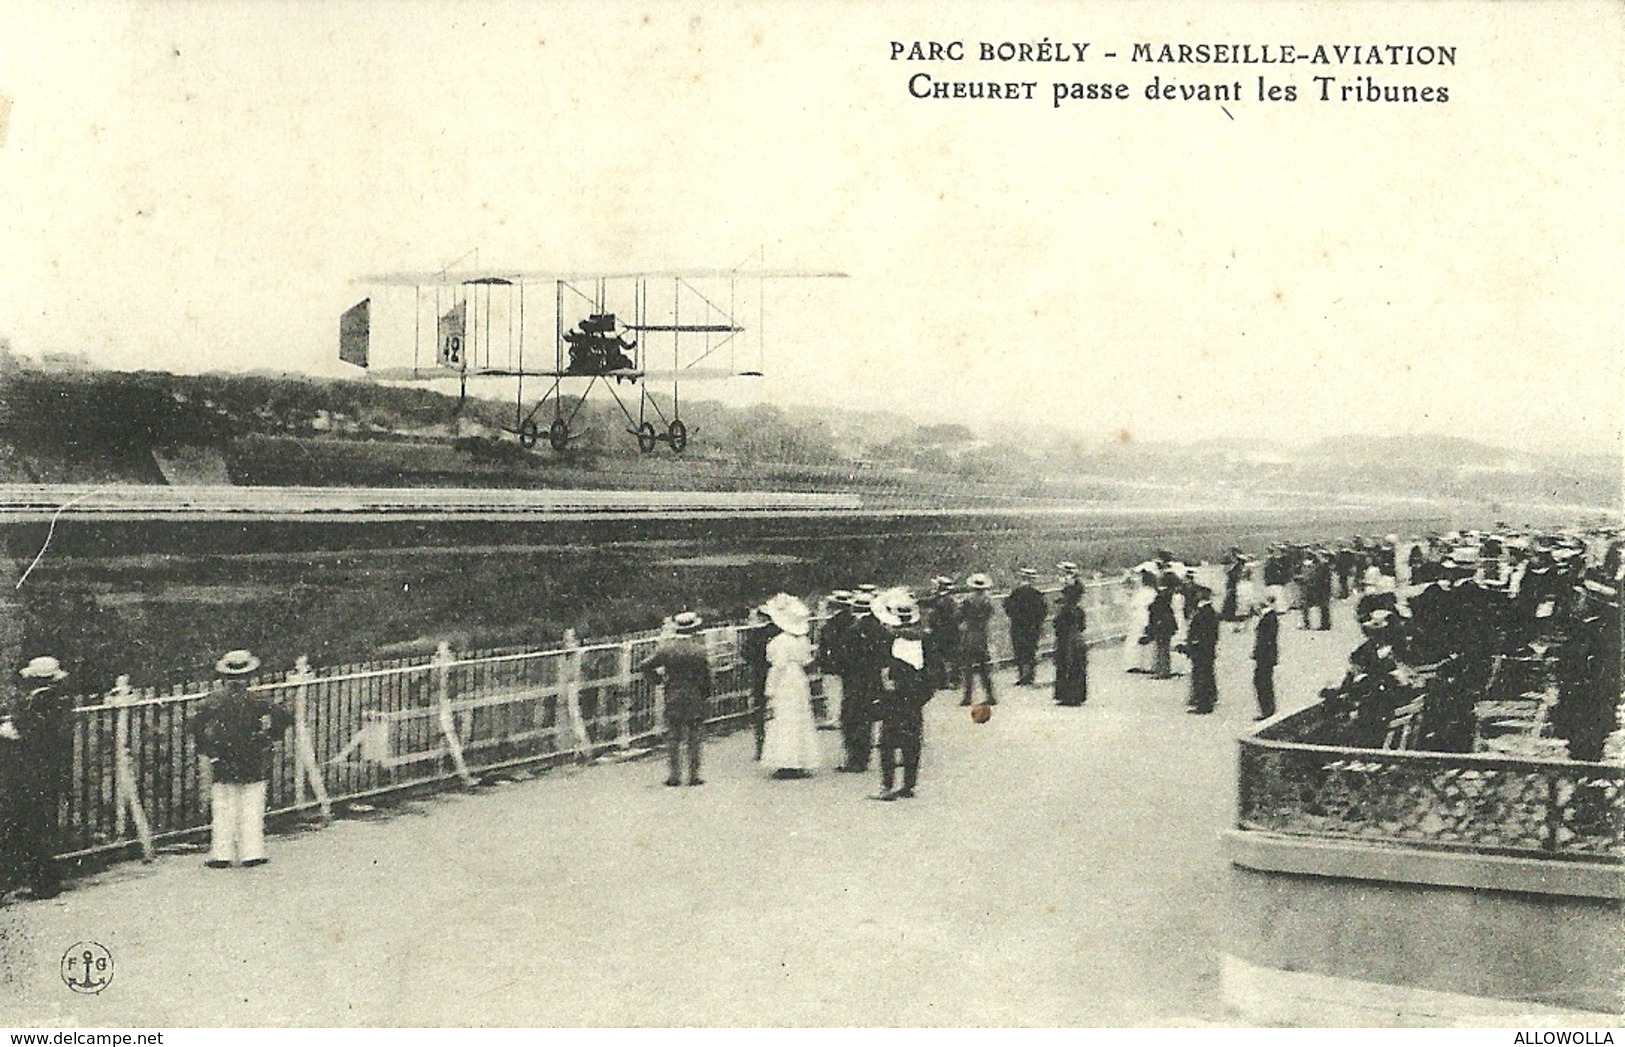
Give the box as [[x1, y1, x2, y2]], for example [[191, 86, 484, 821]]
[[518, 419, 540, 449], [668, 419, 688, 454], [548, 418, 570, 452], [636, 422, 658, 454]]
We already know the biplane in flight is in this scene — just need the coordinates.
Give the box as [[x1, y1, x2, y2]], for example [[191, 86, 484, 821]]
[[338, 266, 844, 454]]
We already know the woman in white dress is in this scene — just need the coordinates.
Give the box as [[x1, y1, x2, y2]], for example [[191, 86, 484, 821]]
[[1124, 566, 1158, 673], [1233, 563, 1262, 632], [759, 593, 821, 778]]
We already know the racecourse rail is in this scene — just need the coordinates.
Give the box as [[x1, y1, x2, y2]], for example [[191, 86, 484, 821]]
[[48, 580, 1136, 864], [0, 484, 863, 517]]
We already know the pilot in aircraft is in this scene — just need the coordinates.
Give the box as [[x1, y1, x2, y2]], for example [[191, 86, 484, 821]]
[[564, 314, 638, 378]]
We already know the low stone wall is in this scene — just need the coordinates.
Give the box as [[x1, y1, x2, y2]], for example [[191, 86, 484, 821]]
[[1224, 862, 1624, 1022]]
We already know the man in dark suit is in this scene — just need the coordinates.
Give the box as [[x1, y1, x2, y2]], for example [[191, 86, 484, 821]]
[[1251, 598, 1279, 720], [1310, 554, 1335, 630], [637, 613, 713, 786], [838, 593, 887, 772], [190, 650, 294, 867], [1184, 589, 1220, 714], [871, 590, 933, 800], [1222, 550, 1246, 622], [922, 577, 960, 691], [1, 656, 75, 898], [815, 590, 854, 735], [1004, 568, 1048, 686], [742, 606, 775, 761], [1147, 584, 1180, 679], [1057, 562, 1084, 608], [958, 574, 997, 706]]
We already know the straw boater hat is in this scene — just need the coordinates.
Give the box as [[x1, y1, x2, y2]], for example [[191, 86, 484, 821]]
[[673, 611, 704, 634], [1057, 561, 1079, 574], [1018, 567, 1038, 579], [871, 587, 921, 628], [966, 573, 992, 590], [848, 591, 873, 613], [762, 594, 811, 636], [932, 575, 955, 591], [214, 649, 261, 676], [19, 656, 67, 681], [828, 589, 854, 605]]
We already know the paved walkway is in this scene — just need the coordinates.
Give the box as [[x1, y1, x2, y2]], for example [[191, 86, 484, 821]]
[[1, 606, 1365, 1027]]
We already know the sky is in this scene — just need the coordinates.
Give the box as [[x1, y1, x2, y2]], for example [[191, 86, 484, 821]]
[[1, 1, 1621, 456]]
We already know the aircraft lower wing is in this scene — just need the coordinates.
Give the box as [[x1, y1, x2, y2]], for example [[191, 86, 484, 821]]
[[363, 366, 749, 382]]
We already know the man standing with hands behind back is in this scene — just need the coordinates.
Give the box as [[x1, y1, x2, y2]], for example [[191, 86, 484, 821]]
[[1004, 568, 1048, 686], [1252, 595, 1280, 720], [191, 649, 293, 868], [638, 611, 713, 787]]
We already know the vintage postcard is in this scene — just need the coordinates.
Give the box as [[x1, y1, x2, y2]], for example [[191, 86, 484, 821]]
[[0, 0, 1619, 1033]]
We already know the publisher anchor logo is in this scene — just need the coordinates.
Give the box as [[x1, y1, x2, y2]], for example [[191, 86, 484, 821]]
[[60, 941, 113, 994]]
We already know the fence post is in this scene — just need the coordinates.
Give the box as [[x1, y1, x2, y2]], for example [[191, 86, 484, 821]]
[[655, 616, 675, 726], [109, 676, 154, 862], [561, 629, 590, 760], [616, 641, 635, 750], [434, 642, 476, 786], [288, 656, 332, 822]]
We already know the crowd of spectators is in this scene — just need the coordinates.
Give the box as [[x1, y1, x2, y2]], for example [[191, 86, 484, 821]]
[[1309, 528, 1622, 760]]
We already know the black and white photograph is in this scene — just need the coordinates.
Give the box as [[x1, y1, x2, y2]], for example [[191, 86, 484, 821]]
[[0, 0, 1620, 1031]]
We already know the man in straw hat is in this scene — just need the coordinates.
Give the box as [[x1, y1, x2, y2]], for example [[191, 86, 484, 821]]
[[958, 574, 997, 707], [1057, 562, 1084, 607], [836, 591, 886, 773], [1, 656, 74, 899], [922, 576, 960, 692], [190, 650, 293, 868], [1005, 568, 1048, 686], [871, 589, 933, 800], [637, 611, 712, 786], [815, 590, 854, 735], [742, 605, 774, 761]]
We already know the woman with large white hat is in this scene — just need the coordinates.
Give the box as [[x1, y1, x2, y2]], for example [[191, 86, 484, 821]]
[[758, 593, 821, 778]]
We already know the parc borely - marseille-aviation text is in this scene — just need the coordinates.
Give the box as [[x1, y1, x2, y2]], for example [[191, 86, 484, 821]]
[[891, 40, 1454, 108]]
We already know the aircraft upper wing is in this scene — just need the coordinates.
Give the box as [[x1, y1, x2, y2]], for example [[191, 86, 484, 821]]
[[359, 269, 848, 286]]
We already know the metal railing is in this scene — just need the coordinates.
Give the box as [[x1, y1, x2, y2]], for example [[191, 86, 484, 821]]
[[1238, 703, 1624, 863], [54, 577, 1134, 863]]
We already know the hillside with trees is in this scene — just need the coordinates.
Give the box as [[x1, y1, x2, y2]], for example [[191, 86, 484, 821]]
[[0, 361, 1618, 511]]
